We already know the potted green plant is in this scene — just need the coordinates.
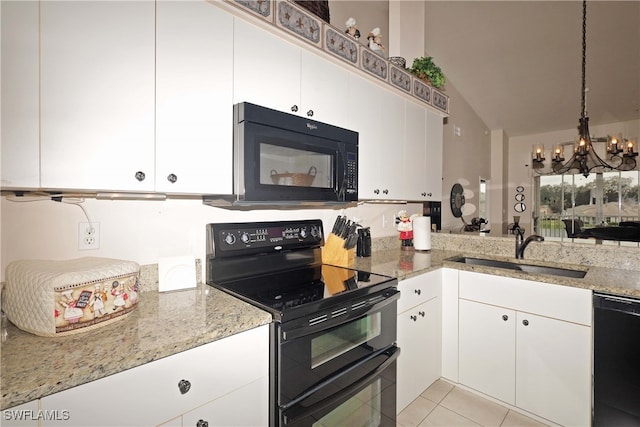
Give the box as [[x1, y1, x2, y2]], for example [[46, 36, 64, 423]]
[[408, 56, 445, 89]]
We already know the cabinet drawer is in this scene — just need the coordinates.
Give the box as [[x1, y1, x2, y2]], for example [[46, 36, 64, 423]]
[[398, 270, 441, 313], [459, 271, 591, 325], [182, 376, 268, 427], [40, 325, 268, 426]]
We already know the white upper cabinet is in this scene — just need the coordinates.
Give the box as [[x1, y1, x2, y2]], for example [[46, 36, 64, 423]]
[[350, 75, 404, 200], [403, 103, 444, 202], [403, 101, 428, 201], [40, 1, 156, 192], [233, 19, 352, 129], [300, 50, 351, 129], [425, 109, 444, 200], [156, 1, 233, 195], [233, 18, 301, 115], [1, 0, 39, 190]]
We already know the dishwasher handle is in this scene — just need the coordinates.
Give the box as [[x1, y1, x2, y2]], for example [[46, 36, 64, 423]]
[[594, 293, 640, 316]]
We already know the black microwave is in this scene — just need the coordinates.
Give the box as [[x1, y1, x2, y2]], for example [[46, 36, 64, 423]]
[[206, 102, 358, 207]]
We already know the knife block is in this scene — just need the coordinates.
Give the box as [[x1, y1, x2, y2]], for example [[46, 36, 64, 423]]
[[322, 233, 355, 267]]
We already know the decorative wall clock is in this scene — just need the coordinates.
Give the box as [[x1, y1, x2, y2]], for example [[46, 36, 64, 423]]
[[450, 183, 465, 218]]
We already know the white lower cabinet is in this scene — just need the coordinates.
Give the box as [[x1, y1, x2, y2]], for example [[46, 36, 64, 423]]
[[459, 299, 516, 404], [457, 271, 592, 426], [39, 325, 268, 427], [182, 376, 269, 427], [396, 270, 442, 412], [514, 311, 591, 426]]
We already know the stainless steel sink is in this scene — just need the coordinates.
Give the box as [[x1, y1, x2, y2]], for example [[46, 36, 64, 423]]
[[448, 256, 587, 279]]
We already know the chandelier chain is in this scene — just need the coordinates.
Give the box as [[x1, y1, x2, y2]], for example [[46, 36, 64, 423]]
[[581, 0, 587, 119]]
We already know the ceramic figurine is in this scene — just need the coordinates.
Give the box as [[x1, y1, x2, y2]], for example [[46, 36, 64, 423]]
[[367, 27, 385, 54], [345, 17, 360, 40], [396, 210, 418, 250]]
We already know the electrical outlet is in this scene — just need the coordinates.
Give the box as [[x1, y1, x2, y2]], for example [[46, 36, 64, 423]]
[[78, 222, 100, 250]]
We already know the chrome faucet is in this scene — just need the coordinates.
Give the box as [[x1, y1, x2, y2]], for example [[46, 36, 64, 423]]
[[515, 228, 544, 259]]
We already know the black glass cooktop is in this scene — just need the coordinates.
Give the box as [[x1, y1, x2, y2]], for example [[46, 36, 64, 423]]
[[209, 264, 396, 323]]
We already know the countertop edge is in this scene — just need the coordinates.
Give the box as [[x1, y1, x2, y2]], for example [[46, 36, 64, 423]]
[[1, 285, 272, 410]]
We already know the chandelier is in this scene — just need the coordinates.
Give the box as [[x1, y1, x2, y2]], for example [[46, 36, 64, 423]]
[[532, 0, 637, 178]]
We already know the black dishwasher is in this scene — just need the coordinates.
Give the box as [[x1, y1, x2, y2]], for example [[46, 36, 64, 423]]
[[593, 293, 640, 426]]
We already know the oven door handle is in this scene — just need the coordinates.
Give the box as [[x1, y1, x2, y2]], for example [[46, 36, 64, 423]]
[[282, 288, 400, 341], [280, 344, 400, 414]]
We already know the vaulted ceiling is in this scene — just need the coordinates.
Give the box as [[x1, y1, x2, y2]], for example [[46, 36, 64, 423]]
[[423, 1, 640, 138]]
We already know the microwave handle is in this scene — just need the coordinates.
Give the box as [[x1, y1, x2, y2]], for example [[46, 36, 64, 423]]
[[280, 344, 400, 416], [336, 148, 346, 200]]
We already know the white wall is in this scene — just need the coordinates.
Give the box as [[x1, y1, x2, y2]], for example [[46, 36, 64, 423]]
[[440, 80, 492, 232], [0, 196, 422, 281]]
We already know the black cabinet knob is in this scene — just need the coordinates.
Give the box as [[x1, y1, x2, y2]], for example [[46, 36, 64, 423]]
[[414, 289, 421, 295], [135, 171, 146, 182], [421, 192, 427, 197], [178, 379, 191, 394], [291, 105, 299, 112], [383, 189, 389, 195], [427, 192, 432, 197], [522, 319, 529, 326], [167, 173, 177, 183], [374, 189, 380, 194], [502, 315, 509, 321], [418, 311, 425, 317], [410, 315, 417, 322], [196, 420, 208, 427], [307, 110, 314, 117]]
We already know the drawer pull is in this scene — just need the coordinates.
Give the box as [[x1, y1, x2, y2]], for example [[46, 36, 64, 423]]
[[178, 379, 191, 394], [134, 171, 146, 182], [414, 289, 421, 295], [410, 315, 417, 322], [502, 315, 509, 321], [419, 311, 425, 317], [167, 173, 178, 183], [196, 420, 209, 427], [522, 319, 529, 326]]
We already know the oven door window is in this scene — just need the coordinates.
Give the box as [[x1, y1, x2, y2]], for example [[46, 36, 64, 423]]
[[312, 312, 381, 369], [280, 352, 398, 427], [260, 142, 334, 189], [279, 297, 397, 406], [313, 377, 383, 427]]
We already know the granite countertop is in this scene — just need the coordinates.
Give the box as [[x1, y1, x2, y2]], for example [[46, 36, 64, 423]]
[[3, 242, 639, 410], [1, 284, 272, 410], [355, 247, 640, 298]]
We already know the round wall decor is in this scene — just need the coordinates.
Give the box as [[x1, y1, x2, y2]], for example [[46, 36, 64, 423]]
[[514, 186, 526, 212], [450, 183, 465, 218]]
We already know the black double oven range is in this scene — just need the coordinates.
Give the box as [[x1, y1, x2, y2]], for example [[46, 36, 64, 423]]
[[206, 219, 399, 426]]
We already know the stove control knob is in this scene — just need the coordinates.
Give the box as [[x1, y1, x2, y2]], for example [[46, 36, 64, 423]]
[[310, 226, 319, 239], [224, 234, 236, 245], [240, 232, 250, 244], [300, 228, 308, 239]]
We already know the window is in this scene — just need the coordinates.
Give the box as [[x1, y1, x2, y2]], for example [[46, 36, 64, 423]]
[[535, 170, 640, 241]]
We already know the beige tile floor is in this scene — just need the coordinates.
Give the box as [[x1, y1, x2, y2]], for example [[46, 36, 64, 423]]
[[397, 379, 550, 427]]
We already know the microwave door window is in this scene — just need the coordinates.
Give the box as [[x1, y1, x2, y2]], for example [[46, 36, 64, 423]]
[[260, 142, 334, 189]]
